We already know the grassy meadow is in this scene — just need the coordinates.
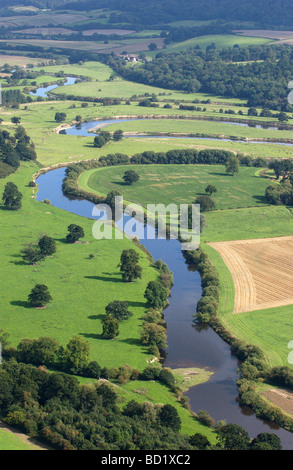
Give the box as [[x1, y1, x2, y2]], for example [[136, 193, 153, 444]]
[[78, 159, 293, 368], [78, 164, 272, 210], [159, 34, 272, 54], [0, 428, 40, 450], [0, 163, 160, 371]]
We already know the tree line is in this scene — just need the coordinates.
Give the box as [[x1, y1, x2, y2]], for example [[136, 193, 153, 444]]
[[0, 327, 282, 450]]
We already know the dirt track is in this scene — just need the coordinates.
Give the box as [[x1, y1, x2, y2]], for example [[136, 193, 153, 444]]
[[209, 236, 293, 313]]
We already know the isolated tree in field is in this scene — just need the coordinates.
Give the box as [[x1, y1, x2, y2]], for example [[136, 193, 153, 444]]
[[54, 112, 66, 123], [20, 244, 45, 265], [93, 135, 106, 148], [105, 300, 133, 321], [278, 112, 289, 122], [119, 249, 142, 282], [11, 117, 21, 125], [38, 235, 56, 256], [2, 182, 22, 211], [144, 281, 168, 309], [113, 129, 124, 141], [66, 224, 85, 243], [194, 195, 216, 212], [28, 284, 52, 308], [205, 184, 217, 196], [94, 131, 111, 148], [123, 169, 140, 185], [225, 156, 239, 176], [148, 42, 158, 51], [101, 315, 119, 339]]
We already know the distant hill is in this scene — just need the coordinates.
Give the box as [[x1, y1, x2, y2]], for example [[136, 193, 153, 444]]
[[2, 0, 293, 29]]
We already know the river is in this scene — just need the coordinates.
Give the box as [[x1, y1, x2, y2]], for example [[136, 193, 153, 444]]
[[32, 78, 293, 448], [63, 117, 293, 146], [30, 76, 77, 98], [35, 165, 293, 449]]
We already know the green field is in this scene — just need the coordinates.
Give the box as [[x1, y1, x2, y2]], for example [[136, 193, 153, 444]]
[[0, 427, 41, 450], [103, 118, 293, 141], [2, 49, 293, 443], [78, 164, 272, 210], [2, 96, 293, 169], [0, 161, 217, 441], [160, 34, 272, 54], [0, 163, 160, 371]]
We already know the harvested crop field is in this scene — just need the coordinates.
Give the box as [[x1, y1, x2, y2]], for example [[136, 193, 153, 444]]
[[209, 236, 293, 313], [263, 389, 293, 416]]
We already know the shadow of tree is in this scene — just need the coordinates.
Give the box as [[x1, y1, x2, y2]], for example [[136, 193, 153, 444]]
[[119, 337, 142, 346], [84, 275, 122, 283], [79, 332, 104, 340], [127, 300, 147, 308], [10, 300, 31, 309], [87, 314, 104, 320]]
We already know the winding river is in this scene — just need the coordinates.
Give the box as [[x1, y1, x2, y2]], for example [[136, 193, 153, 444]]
[[30, 76, 77, 98], [32, 76, 293, 447], [35, 125, 293, 449], [63, 117, 293, 146]]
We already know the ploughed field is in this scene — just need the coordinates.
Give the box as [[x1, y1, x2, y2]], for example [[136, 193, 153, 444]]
[[262, 389, 293, 417], [209, 236, 293, 313]]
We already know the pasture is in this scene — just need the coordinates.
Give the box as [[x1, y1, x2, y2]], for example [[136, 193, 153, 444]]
[[0, 163, 159, 372], [78, 164, 272, 210], [158, 34, 272, 54]]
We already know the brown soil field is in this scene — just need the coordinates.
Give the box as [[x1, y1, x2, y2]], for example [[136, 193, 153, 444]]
[[209, 236, 293, 313], [263, 389, 293, 416], [234, 30, 293, 40]]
